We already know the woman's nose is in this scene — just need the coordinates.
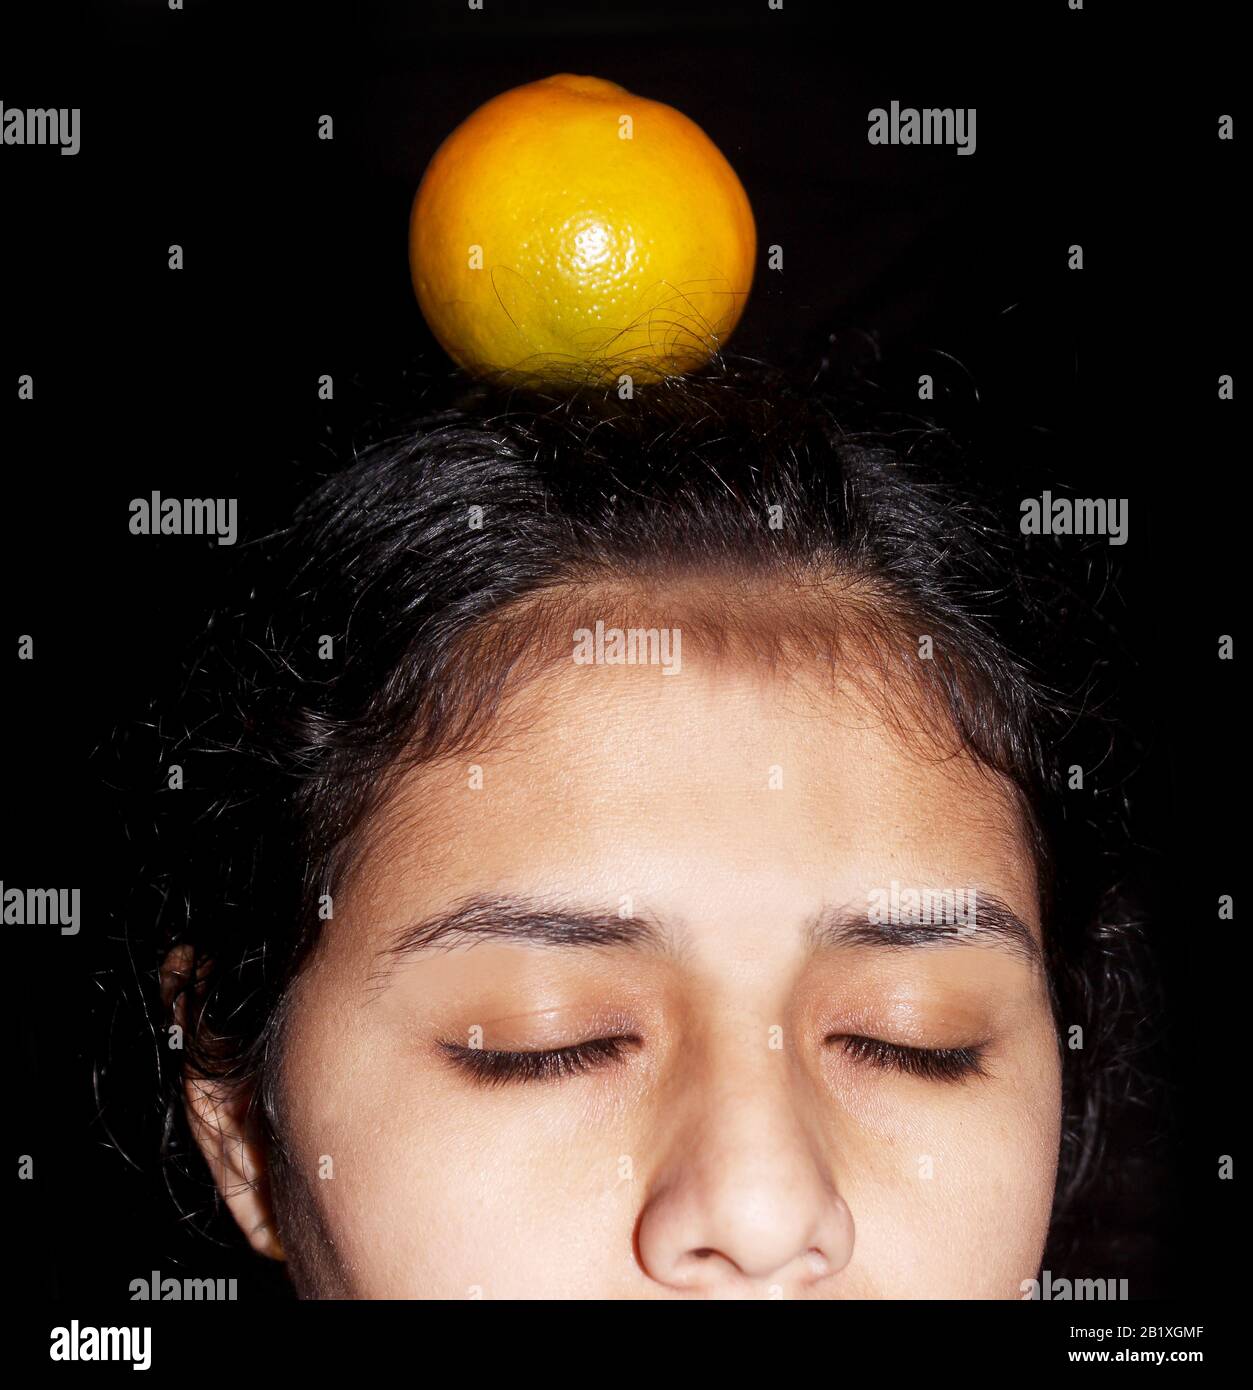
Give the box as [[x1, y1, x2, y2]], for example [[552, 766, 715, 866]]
[[634, 1061, 855, 1293]]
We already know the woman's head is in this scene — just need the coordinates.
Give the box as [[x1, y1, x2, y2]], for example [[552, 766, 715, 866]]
[[125, 360, 1144, 1297]]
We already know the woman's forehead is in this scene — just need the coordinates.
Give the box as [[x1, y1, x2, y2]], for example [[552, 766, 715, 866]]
[[338, 656, 1038, 950]]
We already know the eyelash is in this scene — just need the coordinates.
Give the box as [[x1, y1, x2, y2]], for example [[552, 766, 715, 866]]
[[438, 1034, 985, 1086], [438, 1035, 640, 1087], [835, 1034, 987, 1082]]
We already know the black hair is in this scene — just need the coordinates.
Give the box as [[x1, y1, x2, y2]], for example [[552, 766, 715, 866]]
[[99, 351, 1153, 1279]]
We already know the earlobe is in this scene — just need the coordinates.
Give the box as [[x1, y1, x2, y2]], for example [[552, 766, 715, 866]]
[[164, 944, 284, 1261], [184, 1075, 286, 1261]]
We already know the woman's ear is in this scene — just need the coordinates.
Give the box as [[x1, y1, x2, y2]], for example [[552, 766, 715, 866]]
[[183, 1074, 285, 1260], [161, 944, 285, 1261]]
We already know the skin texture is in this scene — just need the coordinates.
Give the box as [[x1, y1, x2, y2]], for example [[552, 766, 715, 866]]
[[186, 644, 1063, 1299]]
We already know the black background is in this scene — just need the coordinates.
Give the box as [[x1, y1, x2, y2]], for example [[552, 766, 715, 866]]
[[4, 0, 1243, 1320]]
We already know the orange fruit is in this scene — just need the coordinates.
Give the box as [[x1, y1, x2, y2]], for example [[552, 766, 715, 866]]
[[409, 73, 756, 387]]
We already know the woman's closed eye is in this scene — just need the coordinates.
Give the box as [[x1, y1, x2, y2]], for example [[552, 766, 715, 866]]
[[437, 1034, 642, 1086], [437, 1031, 988, 1087], [831, 1034, 988, 1082]]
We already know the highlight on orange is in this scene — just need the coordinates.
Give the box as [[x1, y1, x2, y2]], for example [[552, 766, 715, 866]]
[[409, 73, 757, 388]]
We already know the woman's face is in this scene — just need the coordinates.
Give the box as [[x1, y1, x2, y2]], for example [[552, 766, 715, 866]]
[[224, 647, 1062, 1298]]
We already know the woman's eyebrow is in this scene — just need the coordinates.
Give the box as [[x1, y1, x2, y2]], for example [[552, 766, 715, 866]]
[[807, 895, 1043, 968], [371, 888, 1041, 982], [377, 894, 676, 970]]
